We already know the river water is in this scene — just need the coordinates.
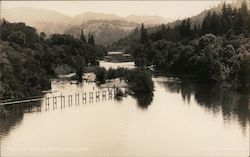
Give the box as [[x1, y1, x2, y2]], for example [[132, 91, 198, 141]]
[[0, 61, 249, 157]]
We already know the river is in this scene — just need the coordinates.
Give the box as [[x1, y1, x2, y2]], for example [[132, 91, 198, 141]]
[[0, 61, 249, 157]]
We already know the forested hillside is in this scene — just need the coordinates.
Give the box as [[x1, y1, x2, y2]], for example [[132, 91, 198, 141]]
[[65, 20, 139, 46], [110, 1, 249, 51], [114, 1, 250, 84], [0, 20, 107, 99]]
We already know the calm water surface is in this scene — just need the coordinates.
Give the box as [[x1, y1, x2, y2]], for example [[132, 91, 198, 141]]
[[0, 61, 249, 157]]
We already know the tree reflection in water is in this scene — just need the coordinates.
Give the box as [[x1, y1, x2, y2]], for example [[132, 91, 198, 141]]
[[0, 111, 24, 138], [133, 93, 153, 109], [160, 77, 250, 133], [0, 101, 42, 138]]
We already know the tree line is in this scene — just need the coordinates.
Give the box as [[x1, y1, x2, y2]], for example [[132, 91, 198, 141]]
[[150, 1, 250, 41], [128, 1, 250, 85], [0, 20, 107, 99]]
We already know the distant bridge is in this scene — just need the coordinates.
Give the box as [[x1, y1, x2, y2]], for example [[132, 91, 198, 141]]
[[0, 88, 118, 117]]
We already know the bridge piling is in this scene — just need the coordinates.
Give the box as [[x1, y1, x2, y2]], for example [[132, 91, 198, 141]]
[[61, 95, 65, 108], [0, 88, 119, 116], [46, 97, 50, 107], [68, 95, 72, 106], [28, 102, 31, 112], [75, 92, 79, 106], [77, 92, 80, 105], [60, 94, 63, 108], [53, 96, 57, 110], [62, 96, 65, 107], [82, 92, 86, 104], [89, 92, 93, 103], [102, 90, 106, 100], [96, 91, 100, 102], [108, 89, 113, 100], [38, 100, 42, 112]]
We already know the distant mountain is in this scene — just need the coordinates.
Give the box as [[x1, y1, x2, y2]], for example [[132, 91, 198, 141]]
[[1, 7, 173, 35], [72, 12, 173, 26], [65, 20, 140, 45], [1, 7, 73, 34], [72, 12, 121, 24], [125, 15, 172, 26]]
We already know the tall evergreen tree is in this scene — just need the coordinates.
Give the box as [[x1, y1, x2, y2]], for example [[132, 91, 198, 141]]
[[90, 35, 95, 45], [76, 55, 84, 82], [240, 0, 250, 33], [222, 3, 233, 33], [233, 9, 244, 34], [179, 20, 186, 36], [201, 11, 212, 35], [179, 18, 191, 37], [210, 12, 222, 35], [240, 0, 248, 16], [140, 23, 148, 44], [40, 32, 46, 41], [80, 29, 86, 43], [88, 32, 95, 45], [185, 18, 191, 37]]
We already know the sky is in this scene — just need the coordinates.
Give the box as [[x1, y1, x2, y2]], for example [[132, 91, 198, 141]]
[[1, 1, 229, 19]]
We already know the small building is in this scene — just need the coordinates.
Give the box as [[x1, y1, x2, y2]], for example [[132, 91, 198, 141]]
[[104, 51, 133, 62]]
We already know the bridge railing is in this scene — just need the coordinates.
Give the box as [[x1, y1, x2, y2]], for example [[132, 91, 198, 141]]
[[0, 88, 119, 118], [0, 88, 117, 107]]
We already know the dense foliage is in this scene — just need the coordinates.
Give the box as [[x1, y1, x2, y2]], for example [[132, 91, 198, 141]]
[[0, 41, 50, 99], [119, 2, 250, 84], [91, 67, 154, 95], [0, 20, 107, 99]]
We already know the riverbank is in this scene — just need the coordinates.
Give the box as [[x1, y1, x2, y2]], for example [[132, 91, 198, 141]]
[[0, 21, 107, 100]]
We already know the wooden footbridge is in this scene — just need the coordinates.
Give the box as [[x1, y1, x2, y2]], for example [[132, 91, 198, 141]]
[[0, 88, 118, 117]]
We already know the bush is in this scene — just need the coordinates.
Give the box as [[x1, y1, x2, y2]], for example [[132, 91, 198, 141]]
[[94, 67, 107, 84], [54, 64, 73, 75], [127, 69, 154, 94]]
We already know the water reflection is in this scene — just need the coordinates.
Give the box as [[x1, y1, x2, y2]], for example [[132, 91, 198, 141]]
[[0, 101, 42, 138], [0, 76, 249, 157], [0, 111, 23, 138], [133, 93, 153, 109], [158, 77, 250, 132]]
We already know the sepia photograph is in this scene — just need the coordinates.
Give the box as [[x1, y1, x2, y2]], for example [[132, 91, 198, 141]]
[[0, 0, 250, 156]]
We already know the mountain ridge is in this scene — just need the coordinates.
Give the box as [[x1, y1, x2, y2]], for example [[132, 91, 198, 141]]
[[65, 20, 140, 45], [1, 7, 173, 34]]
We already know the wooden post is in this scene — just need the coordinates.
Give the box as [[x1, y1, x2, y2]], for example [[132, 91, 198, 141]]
[[47, 97, 50, 110], [39, 100, 42, 112], [89, 92, 93, 103], [63, 95, 65, 108], [82, 92, 86, 104], [77, 92, 80, 105], [54, 96, 57, 109], [44, 97, 46, 110], [109, 89, 112, 100], [75, 93, 79, 105], [36, 101, 39, 112], [75, 93, 77, 105], [102, 90, 106, 100], [47, 97, 50, 106], [68, 95, 71, 106], [61, 93, 63, 108], [96, 91, 100, 102], [52, 96, 55, 110], [28, 102, 31, 112]]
